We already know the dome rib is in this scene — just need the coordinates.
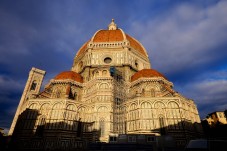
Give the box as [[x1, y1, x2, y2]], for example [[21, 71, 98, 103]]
[[76, 40, 90, 57], [126, 34, 147, 56]]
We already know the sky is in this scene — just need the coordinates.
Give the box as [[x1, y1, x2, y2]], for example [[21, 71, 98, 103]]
[[0, 0, 227, 134]]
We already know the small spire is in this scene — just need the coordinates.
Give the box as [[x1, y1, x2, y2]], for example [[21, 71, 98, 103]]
[[108, 19, 117, 30]]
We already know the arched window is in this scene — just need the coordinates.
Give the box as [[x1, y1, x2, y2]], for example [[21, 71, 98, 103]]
[[30, 80, 37, 91], [28, 104, 39, 119], [159, 117, 166, 135], [129, 103, 137, 121], [68, 89, 74, 100], [96, 71, 99, 76], [141, 102, 151, 108], [50, 103, 62, 129], [56, 89, 61, 98], [99, 83, 109, 89], [168, 101, 180, 118], [65, 105, 77, 130], [78, 61, 83, 71], [100, 119, 105, 137], [35, 116, 46, 136], [141, 102, 152, 119], [74, 91, 78, 99], [78, 106, 86, 120], [150, 89, 155, 97], [144, 88, 155, 97], [154, 102, 165, 109], [135, 60, 139, 68], [102, 70, 108, 76], [97, 106, 108, 112], [40, 103, 49, 115], [142, 89, 145, 96]]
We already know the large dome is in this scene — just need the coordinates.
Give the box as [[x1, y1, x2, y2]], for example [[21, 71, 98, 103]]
[[76, 19, 148, 57]]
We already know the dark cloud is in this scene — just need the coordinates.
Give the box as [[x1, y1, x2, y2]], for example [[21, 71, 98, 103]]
[[182, 77, 227, 119], [127, 2, 227, 117], [129, 0, 227, 76]]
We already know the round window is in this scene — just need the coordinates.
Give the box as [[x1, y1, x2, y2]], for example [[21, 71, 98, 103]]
[[104, 57, 112, 64]]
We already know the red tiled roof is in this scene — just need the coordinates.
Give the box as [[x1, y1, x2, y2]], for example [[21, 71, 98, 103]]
[[54, 71, 83, 83], [126, 34, 146, 56], [93, 29, 124, 42], [76, 29, 147, 57], [76, 40, 90, 56], [131, 69, 167, 82]]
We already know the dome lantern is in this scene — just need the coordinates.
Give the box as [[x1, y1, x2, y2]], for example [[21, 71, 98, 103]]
[[108, 19, 117, 30]]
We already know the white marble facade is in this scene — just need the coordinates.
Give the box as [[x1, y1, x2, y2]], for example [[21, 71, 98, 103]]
[[9, 20, 203, 149]]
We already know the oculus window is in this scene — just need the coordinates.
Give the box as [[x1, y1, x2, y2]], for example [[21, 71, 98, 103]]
[[104, 57, 112, 64]]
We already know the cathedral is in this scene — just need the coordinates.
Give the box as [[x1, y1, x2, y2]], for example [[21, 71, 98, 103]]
[[9, 20, 203, 150]]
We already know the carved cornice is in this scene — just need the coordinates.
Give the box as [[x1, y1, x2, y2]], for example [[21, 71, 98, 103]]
[[50, 79, 83, 88], [88, 41, 129, 49], [130, 77, 173, 87]]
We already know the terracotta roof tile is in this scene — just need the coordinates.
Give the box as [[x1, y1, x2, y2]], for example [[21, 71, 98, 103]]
[[126, 34, 146, 56], [93, 29, 124, 42], [131, 69, 167, 82], [76, 29, 147, 57], [76, 40, 90, 56], [54, 71, 83, 83]]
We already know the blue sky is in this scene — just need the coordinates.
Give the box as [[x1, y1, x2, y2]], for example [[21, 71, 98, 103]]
[[0, 0, 227, 134]]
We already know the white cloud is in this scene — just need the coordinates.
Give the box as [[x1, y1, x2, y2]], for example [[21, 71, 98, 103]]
[[129, 0, 227, 74], [178, 70, 227, 118], [127, 1, 227, 119], [192, 80, 227, 103]]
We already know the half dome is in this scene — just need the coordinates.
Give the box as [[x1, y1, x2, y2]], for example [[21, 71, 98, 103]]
[[76, 20, 148, 57], [54, 71, 83, 83], [131, 69, 167, 82]]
